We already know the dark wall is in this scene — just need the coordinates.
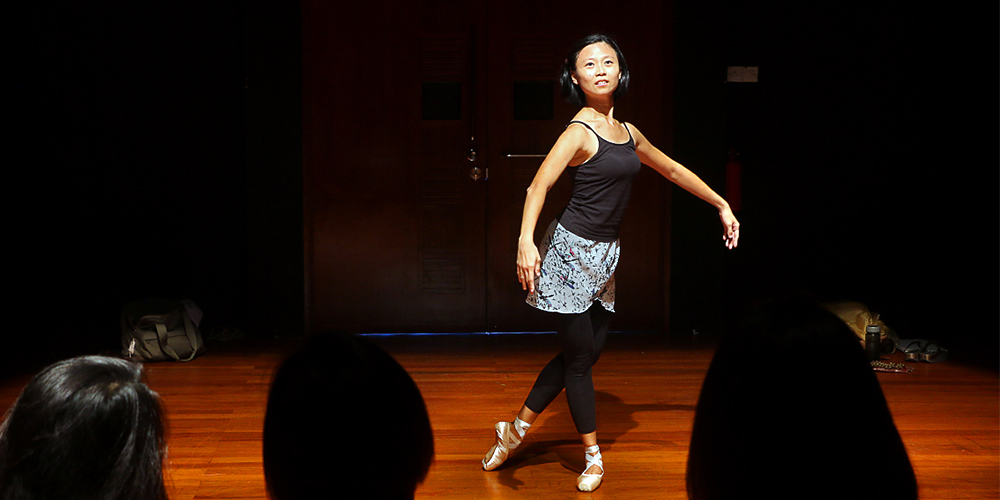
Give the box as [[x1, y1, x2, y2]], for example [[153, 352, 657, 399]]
[[670, 0, 728, 336], [244, 1, 304, 339], [12, 1, 302, 374], [11, 1, 995, 374], [671, 0, 998, 364]]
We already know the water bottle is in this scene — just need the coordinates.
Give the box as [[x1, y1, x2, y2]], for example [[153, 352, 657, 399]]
[[865, 325, 881, 361]]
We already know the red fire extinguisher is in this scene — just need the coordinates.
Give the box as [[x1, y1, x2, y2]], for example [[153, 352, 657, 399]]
[[725, 149, 741, 213]]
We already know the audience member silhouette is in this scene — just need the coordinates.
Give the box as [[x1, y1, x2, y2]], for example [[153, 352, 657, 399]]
[[263, 331, 434, 500], [0, 356, 168, 500], [686, 298, 918, 500]]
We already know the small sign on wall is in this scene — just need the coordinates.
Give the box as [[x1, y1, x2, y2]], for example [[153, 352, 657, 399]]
[[726, 66, 759, 82]]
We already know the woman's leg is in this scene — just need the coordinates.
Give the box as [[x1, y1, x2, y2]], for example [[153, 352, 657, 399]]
[[561, 304, 610, 480], [488, 303, 611, 473], [517, 405, 540, 424], [522, 303, 612, 433]]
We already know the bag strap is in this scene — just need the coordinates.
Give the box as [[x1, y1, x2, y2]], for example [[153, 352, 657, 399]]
[[130, 330, 157, 360], [179, 311, 201, 361], [153, 311, 201, 362], [156, 308, 201, 362], [154, 323, 184, 361]]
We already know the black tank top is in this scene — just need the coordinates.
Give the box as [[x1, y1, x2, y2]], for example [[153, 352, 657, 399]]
[[557, 120, 642, 242]]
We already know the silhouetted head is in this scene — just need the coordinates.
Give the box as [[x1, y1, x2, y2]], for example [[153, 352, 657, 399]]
[[686, 298, 917, 500], [263, 331, 434, 500], [0, 356, 167, 500]]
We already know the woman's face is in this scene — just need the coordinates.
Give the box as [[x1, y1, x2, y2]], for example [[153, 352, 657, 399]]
[[571, 42, 621, 101]]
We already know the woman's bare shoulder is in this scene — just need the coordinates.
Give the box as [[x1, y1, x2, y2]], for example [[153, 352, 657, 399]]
[[570, 108, 601, 125], [623, 121, 648, 142]]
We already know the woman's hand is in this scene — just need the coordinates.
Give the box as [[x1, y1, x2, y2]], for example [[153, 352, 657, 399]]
[[719, 206, 740, 249], [517, 237, 542, 293]]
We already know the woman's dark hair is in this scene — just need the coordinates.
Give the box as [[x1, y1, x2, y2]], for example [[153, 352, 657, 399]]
[[685, 298, 917, 500], [0, 356, 167, 500], [263, 331, 434, 500], [560, 33, 630, 106]]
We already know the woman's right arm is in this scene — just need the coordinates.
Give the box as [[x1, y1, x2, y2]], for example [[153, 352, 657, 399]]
[[517, 124, 592, 292]]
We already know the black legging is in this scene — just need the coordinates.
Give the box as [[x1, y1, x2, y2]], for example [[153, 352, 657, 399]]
[[523, 302, 613, 434]]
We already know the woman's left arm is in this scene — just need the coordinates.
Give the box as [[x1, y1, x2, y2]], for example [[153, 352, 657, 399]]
[[629, 123, 740, 249]]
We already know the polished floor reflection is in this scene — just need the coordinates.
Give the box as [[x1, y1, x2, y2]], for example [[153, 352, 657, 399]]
[[1, 333, 995, 499]]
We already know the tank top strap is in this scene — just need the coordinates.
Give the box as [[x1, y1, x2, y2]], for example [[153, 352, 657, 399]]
[[567, 120, 598, 136], [569, 120, 632, 146]]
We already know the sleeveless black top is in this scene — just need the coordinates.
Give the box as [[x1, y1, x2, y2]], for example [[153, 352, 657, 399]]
[[557, 120, 642, 242]]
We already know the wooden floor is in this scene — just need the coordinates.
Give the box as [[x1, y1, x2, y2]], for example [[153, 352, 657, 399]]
[[1, 333, 997, 499]]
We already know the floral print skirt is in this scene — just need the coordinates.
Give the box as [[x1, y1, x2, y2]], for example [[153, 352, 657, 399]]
[[526, 220, 619, 314]]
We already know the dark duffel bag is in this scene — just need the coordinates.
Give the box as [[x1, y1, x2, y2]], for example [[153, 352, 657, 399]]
[[121, 298, 204, 362]]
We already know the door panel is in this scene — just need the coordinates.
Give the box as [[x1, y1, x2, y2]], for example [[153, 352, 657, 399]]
[[304, 1, 486, 332], [484, 1, 669, 331], [304, 0, 670, 333]]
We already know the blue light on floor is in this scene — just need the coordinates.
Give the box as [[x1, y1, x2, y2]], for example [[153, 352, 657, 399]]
[[357, 330, 645, 337], [358, 331, 558, 337]]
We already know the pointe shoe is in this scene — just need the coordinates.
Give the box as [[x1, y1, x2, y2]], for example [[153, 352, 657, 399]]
[[576, 445, 604, 492], [482, 421, 523, 471]]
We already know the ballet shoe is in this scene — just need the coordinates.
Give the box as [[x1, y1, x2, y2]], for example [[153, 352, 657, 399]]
[[482, 421, 522, 471], [576, 445, 604, 492]]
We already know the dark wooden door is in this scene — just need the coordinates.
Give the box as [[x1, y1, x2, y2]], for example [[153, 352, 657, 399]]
[[304, 0, 669, 333]]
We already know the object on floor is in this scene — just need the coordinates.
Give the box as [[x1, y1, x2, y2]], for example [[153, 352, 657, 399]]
[[822, 301, 897, 354], [121, 298, 205, 362], [870, 360, 914, 373], [896, 339, 949, 363], [208, 327, 244, 341]]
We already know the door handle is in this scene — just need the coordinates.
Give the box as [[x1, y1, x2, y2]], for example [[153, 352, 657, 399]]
[[470, 165, 483, 181], [468, 148, 484, 181]]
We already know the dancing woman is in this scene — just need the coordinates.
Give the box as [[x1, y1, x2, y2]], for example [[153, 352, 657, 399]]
[[481, 34, 740, 492]]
